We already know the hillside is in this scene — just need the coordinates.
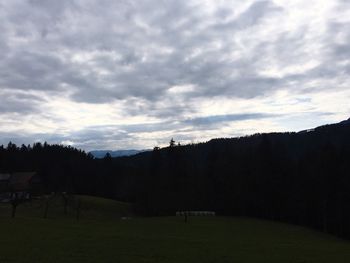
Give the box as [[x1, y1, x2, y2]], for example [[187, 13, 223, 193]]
[[0, 195, 132, 220], [1, 215, 350, 263], [1, 119, 350, 239], [117, 118, 350, 237]]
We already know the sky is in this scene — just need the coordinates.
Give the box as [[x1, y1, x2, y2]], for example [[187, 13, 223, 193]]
[[0, 0, 350, 151]]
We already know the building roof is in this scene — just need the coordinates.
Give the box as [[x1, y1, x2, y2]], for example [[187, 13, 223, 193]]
[[9, 172, 36, 191], [0, 173, 11, 181], [10, 172, 35, 184]]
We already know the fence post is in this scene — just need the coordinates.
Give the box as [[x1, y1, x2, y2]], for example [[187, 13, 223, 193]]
[[76, 199, 81, 221], [43, 199, 49, 218]]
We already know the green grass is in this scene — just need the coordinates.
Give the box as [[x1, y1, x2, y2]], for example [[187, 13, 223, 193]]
[[0, 194, 132, 220], [1, 197, 350, 263]]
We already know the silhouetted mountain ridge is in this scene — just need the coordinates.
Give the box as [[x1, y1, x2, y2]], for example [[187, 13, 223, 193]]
[[90, 149, 149, 158], [339, 117, 350, 125]]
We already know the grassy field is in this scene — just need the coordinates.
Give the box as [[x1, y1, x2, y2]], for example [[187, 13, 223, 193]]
[[0, 194, 132, 220], [1, 196, 350, 263]]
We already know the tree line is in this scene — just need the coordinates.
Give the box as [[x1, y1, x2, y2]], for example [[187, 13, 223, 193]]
[[1, 120, 350, 238]]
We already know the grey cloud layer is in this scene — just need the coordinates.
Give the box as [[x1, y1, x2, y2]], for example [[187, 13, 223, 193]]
[[1, 0, 287, 104], [2, 0, 348, 106], [0, 112, 279, 150], [0, 90, 45, 114], [1, 0, 349, 149]]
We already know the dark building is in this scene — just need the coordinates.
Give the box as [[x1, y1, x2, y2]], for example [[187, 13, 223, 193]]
[[0, 172, 42, 202]]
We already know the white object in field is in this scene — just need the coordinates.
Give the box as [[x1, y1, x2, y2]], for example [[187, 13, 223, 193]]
[[176, 211, 215, 216]]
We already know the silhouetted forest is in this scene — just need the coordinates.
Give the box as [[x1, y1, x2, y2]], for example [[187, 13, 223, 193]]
[[1, 119, 350, 238]]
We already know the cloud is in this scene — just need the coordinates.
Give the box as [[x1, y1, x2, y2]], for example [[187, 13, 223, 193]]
[[0, 90, 45, 114], [212, 0, 283, 31], [185, 113, 278, 126], [0, 111, 288, 150], [0, 0, 350, 149], [0, 0, 286, 103]]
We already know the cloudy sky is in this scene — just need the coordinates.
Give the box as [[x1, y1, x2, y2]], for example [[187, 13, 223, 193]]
[[1, 0, 350, 151]]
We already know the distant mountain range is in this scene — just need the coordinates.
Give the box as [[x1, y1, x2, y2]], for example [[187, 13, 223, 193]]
[[89, 118, 350, 158], [89, 149, 149, 158]]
